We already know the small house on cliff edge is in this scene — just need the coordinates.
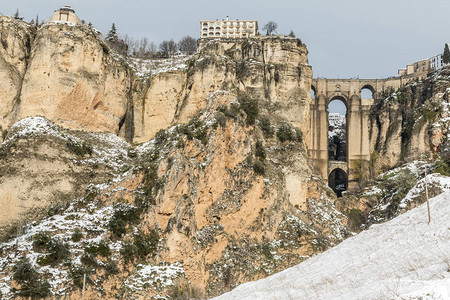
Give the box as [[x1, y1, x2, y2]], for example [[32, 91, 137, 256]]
[[49, 5, 82, 25]]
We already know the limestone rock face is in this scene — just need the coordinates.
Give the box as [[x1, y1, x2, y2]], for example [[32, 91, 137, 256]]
[[133, 37, 312, 144], [0, 17, 31, 132], [369, 70, 450, 171], [17, 23, 130, 134], [0, 18, 131, 137]]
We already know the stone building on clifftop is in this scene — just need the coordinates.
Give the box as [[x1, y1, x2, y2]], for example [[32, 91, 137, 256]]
[[49, 5, 82, 25]]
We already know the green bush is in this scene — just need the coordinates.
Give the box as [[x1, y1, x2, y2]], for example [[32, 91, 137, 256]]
[[80, 253, 98, 267], [44, 239, 70, 265], [108, 204, 140, 237], [215, 112, 227, 128], [65, 139, 93, 157], [70, 265, 93, 289], [120, 240, 138, 264], [105, 260, 119, 276], [84, 239, 111, 257], [226, 103, 241, 119], [134, 229, 159, 259], [259, 117, 274, 137], [381, 170, 417, 219], [253, 159, 265, 175], [255, 141, 266, 159], [13, 257, 51, 299], [422, 98, 443, 122], [294, 128, 303, 143], [71, 228, 83, 242], [32, 232, 52, 252], [120, 229, 160, 264], [238, 94, 259, 125], [154, 129, 169, 146], [276, 124, 294, 142]]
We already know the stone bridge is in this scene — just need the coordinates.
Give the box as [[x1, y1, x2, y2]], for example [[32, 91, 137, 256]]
[[308, 77, 404, 191]]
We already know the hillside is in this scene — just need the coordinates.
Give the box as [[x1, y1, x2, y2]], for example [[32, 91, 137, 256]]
[[216, 179, 450, 299]]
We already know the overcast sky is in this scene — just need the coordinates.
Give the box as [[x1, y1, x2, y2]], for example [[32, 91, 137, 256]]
[[2, 0, 449, 79]]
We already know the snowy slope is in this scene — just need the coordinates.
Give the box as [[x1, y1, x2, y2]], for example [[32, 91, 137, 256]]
[[216, 179, 450, 300]]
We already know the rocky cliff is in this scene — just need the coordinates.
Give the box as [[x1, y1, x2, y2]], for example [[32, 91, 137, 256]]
[[0, 16, 349, 299], [369, 69, 450, 172], [0, 17, 131, 139]]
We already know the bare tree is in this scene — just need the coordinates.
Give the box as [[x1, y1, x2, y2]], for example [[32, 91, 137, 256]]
[[263, 21, 278, 35], [159, 39, 177, 58], [178, 36, 197, 55]]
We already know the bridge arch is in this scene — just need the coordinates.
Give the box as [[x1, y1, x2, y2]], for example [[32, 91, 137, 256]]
[[328, 168, 348, 197], [327, 94, 348, 108], [311, 84, 317, 99]]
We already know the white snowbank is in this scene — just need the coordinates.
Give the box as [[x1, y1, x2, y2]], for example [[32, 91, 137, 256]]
[[216, 190, 450, 300]]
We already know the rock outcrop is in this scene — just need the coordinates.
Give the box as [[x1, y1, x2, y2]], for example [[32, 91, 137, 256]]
[[369, 68, 450, 172], [0, 18, 131, 140], [132, 38, 312, 143]]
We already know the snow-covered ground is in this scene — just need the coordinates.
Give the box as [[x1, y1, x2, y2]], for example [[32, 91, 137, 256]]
[[216, 178, 450, 300], [128, 55, 192, 77]]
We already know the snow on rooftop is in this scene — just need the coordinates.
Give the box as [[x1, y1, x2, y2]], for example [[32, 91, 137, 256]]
[[215, 183, 450, 300]]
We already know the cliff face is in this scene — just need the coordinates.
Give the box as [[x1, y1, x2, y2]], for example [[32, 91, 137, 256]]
[[132, 38, 312, 144], [0, 18, 131, 140], [369, 69, 450, 172], [0, 17, 31, 132]]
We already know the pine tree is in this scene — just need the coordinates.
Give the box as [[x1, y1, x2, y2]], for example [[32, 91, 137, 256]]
[[106, 23, 118, 42], [13, 9, 20, 20], [443, 44, 450, 64], [36, 14, 39, 26], [289, 30, 295, 38]]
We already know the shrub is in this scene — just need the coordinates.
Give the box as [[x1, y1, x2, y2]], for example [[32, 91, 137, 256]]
[[13, 257, 38, 283], [44, 239, 70, 265], [70, 265, 93, 289], [422, 98, 443, 122], [80, 253, 98, 267], [134, 229, 159, 259], [255, 141, 266, 159], [120, 240, 138, 264], [13, 257, 51, 299], [105, 260, 119, 276], [154, 129, 169, 146], [214, 112, 227, 128], [259, 117, 274, 137], [253, 159, 265, 175], [294, 128, 303, 143], [84, 239, 111, 257], [71, 228, 83, 242], [120, 229, 160, 264], [381, 170, 417, 219], [1, 129, 7, 140], [238, 94, 259, 125], [226, 103, 241, 119], [108, 204, 140, 238], [65, 139, 93, 157], [277, 124, 294, 142], [32, 232, 52, 252]]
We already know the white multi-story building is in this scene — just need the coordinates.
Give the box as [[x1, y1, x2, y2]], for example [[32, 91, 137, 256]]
[[329, 113, 345, 127], [430, 54, 444, 70], [200, 17, 258, 39]]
